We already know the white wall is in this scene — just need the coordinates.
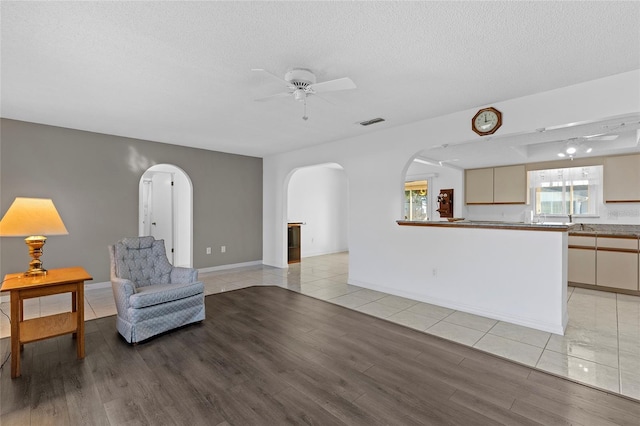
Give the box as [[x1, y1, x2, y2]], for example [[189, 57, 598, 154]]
[[288, 165, 349, 257], [264, 69, 640, 315]]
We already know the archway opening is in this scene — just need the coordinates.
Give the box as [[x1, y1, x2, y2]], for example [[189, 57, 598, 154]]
[[402, 152, 465, 222], [139, 164, 193, 267], [286, 163, 348, 263]]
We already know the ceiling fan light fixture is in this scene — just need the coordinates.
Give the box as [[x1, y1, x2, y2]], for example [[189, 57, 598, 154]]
[[557, 152, 566, 157], [585, 147, 593, 153], [293, 89, 306, 101], [565, 145, 578, 155]]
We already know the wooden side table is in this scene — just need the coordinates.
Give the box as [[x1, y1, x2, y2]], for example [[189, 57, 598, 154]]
[[1, 266, 93, 378]]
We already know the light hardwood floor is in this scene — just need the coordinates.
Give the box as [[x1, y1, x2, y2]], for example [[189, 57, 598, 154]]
[[2, 286, 639, 425]]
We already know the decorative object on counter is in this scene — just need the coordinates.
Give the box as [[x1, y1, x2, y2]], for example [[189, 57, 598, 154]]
[[447, 217, 465, 222], [0, 197, 69, 276], [436, 189, 454, 218], [472, 106, 502, 136]]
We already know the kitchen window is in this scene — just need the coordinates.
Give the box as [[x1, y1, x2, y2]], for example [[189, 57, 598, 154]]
[[529, 165, 602, 216]]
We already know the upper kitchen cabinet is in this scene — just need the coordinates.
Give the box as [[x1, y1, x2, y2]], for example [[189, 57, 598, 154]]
[[493, 165, 527, 204], [465, 167, 494, 204], [465, 165, 526, 204], [604, 154, 640, 203]]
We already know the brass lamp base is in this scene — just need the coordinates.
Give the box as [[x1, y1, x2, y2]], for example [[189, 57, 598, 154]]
[[24, 235, 48, 276]]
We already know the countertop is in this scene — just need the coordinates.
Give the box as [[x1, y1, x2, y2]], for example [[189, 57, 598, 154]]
[[397, 220, 572, 232], [397, 221, 640, 237], [568, 224, 640, 238]]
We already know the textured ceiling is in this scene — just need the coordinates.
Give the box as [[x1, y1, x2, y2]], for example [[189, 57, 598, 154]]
[[1, 1, 639, 158]]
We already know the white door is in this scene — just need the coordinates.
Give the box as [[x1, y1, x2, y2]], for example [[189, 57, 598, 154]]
[[150, 172, 174, 263]]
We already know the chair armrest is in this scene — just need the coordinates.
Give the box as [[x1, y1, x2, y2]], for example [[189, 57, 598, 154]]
[[111, 277, 135, 317], [170, 267, 198, 283]]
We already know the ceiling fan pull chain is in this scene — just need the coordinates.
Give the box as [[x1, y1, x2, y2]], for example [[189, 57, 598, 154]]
[[302, 97, 308, 121]]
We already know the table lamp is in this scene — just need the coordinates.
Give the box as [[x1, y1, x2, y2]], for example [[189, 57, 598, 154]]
[[0, 197, 69, 276]]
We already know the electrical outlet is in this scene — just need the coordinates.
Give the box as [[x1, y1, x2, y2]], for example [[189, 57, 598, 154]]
[[221, 245, 226, 253], [206, 247, 211, 254], [432, 268, 437, 277]]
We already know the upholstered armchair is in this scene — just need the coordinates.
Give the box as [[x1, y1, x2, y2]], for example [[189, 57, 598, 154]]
[[108, 236, 205, 343]]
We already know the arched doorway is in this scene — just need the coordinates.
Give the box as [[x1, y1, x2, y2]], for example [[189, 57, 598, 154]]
[[286, 163, 349, 262], [138, 164, 193, 267]]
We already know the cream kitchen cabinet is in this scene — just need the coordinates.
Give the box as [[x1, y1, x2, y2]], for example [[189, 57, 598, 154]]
[[493, 165, 527, 204], [604, 154, 640, 203], [596, 237, 639, 291], [465, 164, 526, 205], [568, 236, 596, 285], [465, 167, 494, 204]]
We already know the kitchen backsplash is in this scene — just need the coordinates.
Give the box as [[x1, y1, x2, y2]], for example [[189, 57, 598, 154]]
[[465, 203, 640, 225]]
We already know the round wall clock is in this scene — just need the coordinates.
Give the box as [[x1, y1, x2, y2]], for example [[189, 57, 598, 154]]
[[472, 107, 502, 136]]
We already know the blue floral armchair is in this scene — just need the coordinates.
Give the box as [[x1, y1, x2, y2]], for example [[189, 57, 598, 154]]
[[108, 236, 205, 343]]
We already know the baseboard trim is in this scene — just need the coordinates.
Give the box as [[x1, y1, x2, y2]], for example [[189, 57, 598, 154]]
[[0, 262, 266, 303], [198, 260, 263, 274], [348, 278, 566, 335], [88, 281, 111, 290]]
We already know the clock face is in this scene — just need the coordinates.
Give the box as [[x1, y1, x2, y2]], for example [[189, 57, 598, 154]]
[[472, 107, 502, 135]]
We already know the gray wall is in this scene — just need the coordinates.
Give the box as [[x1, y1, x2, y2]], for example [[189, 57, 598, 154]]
[[0, 119, 262, 283]]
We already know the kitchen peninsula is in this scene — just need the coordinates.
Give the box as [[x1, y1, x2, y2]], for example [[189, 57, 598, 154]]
[[396, 220, 572, 334]]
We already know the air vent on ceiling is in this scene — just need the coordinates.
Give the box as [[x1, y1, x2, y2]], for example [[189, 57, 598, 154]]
[[359, 117, 385, 126]]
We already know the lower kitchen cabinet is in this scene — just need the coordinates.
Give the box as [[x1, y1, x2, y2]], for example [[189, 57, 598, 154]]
[[568, 234, 639, 293], [596, 250, 638, 290], [568, 248, 596, 285], [568, 236, 596, 285], [596, 237, 639, 291]]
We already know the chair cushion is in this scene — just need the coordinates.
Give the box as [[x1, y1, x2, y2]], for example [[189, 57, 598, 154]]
[[129, 282, 204, 309], [115, 238, 173, 287]]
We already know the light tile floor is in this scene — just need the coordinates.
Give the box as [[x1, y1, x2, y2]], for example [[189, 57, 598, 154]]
[[1, 252, 639, 401]]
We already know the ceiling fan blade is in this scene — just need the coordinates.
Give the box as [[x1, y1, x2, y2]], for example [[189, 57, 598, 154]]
[[309, 93, 336, 105], [309, 77, 356, 93], [586, 135, 618, 141], [251, 68, 290, 86], [254, 92, 292, 102]]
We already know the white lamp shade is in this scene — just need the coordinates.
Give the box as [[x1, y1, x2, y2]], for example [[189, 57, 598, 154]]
[[0, 197, 69, 237]]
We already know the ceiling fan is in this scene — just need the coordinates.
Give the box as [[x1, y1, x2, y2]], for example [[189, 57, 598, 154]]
[[252, 68, 356, 120]]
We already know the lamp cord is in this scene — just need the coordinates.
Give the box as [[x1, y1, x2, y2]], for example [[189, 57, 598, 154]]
[[0, 276, 19, 372]]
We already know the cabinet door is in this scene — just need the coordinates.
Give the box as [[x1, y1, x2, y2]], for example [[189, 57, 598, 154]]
[[568, 248, 596, 285], [604, 154, 640, 202], [596, 251, 638, 290], [596, 237, 639, 291], [568, 236, 596, 285], [493, 165, 526, 204], [465, 168, 494, 204]]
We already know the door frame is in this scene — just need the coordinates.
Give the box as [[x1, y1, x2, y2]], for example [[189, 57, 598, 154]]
[[138, 164, 193, 267]]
